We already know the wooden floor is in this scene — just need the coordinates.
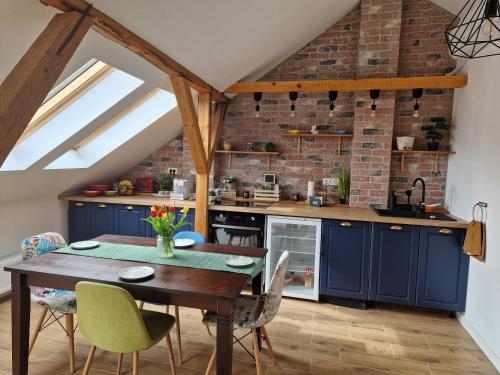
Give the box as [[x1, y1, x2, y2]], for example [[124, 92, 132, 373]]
[[0, 297, 497, 375]]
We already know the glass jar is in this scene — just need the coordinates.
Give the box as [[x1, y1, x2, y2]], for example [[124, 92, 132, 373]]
[[157, 236, 174, 258]]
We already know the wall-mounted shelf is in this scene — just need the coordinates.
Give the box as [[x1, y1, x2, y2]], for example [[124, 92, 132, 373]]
[[216, 150, 280, 170], [392, 150, 455, 172], [282, 133, 353, 154]]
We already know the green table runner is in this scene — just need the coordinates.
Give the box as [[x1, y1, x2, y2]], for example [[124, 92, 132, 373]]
[[54, 242, 263, 278]]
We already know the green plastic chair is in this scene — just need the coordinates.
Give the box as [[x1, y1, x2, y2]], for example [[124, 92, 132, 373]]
[[76, 281, 177, 375]]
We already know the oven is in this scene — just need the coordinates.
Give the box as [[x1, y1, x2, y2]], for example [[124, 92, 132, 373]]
[[209, 210, 266, 248]]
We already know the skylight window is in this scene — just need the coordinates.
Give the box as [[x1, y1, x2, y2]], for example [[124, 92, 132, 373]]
[[45, 88, 177, 170], [1, 64, 143, 172]]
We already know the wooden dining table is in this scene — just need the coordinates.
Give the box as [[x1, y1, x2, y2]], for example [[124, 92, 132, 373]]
[[6, 234, 268, 375]]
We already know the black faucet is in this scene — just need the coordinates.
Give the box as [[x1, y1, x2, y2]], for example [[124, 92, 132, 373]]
[[412, 178, 426, 211]]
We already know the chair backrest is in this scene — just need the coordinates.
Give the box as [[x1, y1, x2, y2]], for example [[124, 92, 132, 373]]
[[173, 231, 205, 243], [256, 251, 289, 327], [21, 232, 67, 261], [76, 281, 153, 353]]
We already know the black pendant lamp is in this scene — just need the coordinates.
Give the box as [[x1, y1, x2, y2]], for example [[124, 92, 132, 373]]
[[412, 88, 423, 118], [446, 0, 500, 58], [254, 92, 262, 118], [328, 91, 338, 118], [289, 91, 298, 118], [370, 89, 380, 118]]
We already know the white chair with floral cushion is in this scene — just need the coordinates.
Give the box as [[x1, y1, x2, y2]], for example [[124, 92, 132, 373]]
[[202, 251, 289, 375], [21, 232, 77, 373]]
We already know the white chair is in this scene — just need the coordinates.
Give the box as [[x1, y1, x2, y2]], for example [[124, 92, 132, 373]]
[[202, 251, 289, 375]]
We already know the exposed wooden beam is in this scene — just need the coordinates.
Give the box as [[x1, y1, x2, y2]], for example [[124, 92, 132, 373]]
[[209, 103, 228, 165], [170, 75, 208, 175], [40, 0, 229, 103], [0, 11, 92, 165], [224, 75, 468, 94], [194, 92, 212, 236]]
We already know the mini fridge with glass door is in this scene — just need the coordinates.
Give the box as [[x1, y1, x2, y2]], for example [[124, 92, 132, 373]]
[[265, 215, 322, 301]]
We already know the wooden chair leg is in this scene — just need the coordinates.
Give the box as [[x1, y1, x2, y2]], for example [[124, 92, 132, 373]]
[[251, 329, 263, 375], [83, 345, 96, 375], [204, 348, 216, 375], [166, 305, 170, 314], [138, 301, 144, 309], [174, 306, 182, 365], [200, 309, 211, 335], [116, 353, 123, 375], [133, 352, 139, 375], [261, 325, 277, 364], [66, 313, 75, 373], [165, 333, 177, 375], [29, 307, 48, 354]]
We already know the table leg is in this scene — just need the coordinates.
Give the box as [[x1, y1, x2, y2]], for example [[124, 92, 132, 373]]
[[216, 298, 233, 375], [252, 272, 263, 349], [11, 272, 30, 375]]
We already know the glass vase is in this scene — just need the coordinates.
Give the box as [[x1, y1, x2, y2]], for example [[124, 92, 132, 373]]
[[157, 235, 174, 258]]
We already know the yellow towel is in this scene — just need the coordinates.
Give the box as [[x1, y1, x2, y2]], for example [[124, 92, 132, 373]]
[[463, 220, 486, 261]]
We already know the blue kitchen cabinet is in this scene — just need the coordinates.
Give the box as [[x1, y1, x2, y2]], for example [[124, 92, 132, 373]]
[[69, 201, 90, 242], [320, 220, 371, 300], [113, 204, 147, 237], [89, 203, 114, 238], [370, 223, 420, 305], [416, 226, 469, 312]]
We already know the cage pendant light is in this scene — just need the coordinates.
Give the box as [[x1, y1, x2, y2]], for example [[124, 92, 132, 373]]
[[446, 0, 500, 59]]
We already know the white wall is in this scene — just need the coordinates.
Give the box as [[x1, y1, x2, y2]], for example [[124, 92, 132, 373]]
[[446, 56, 500, 370]]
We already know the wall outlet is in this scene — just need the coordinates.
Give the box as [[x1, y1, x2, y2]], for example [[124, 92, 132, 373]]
[[323, 178, 339, 186], [168, 168, 177, 175]]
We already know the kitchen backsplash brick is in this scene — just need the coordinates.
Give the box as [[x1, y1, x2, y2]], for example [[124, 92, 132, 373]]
[[123, 0, 456, 208]]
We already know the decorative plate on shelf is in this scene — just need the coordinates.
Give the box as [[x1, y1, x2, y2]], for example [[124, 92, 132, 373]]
[[118, 266, 155, 281], [224, 256, 254, 268], [174, 239, 195, 248], [69, 241, 100, 250]]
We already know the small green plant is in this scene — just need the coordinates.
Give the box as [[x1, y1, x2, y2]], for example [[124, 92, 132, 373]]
[[338, 169, 350, 202], [264, 142, 277, 152], [155, 174, 173, 191], [422, 117, 450, 145], [222, 175, 237, 184]]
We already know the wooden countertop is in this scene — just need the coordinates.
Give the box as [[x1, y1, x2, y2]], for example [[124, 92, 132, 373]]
[[59, 194, 467, 228]]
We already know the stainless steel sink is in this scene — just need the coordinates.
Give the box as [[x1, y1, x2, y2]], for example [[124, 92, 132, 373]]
[[374, 209, 456, 222]]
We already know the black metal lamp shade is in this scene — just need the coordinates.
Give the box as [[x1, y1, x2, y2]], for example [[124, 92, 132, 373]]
[[446, 0, 500, 59]]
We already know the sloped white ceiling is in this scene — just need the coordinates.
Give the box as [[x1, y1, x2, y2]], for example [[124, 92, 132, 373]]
[[0, 0, 358, 203]]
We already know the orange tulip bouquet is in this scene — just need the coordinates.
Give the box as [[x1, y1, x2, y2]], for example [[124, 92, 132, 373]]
[[143, 204, 190, 258]]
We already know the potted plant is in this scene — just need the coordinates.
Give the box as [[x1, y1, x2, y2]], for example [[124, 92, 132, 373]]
[[422, 117, 450, 151], [264, 142, 278, 152], [143, 205, 190, 258], [222, 175, 238, 191], [338, 169, 350, 205], [155, 174, 173, 193]]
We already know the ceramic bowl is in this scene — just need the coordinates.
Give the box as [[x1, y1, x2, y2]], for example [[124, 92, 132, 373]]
[[84, 190, 100, 197], [88, 184, 110, 193], [287, 130, 300, 134], [104, 190, 118, 197]]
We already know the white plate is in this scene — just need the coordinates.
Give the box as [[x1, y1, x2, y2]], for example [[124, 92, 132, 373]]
[[118, 266, 155, 281], [174, 238, 196, 248], [224, 256, 254, 268], [69, 240, 100, 250]]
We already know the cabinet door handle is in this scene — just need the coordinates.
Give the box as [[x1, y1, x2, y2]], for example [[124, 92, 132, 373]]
[[98, 203, 106, 208], [390, 225, 403, 231], [126, 205, 134, 210], [340, 222, 352, 227], [439, 228, 452, 234], [75, 202, 84, 207]]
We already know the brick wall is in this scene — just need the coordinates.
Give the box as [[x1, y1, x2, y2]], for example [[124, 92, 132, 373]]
[[349, 0, 403, 209], [123, 0, 456, 207]]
